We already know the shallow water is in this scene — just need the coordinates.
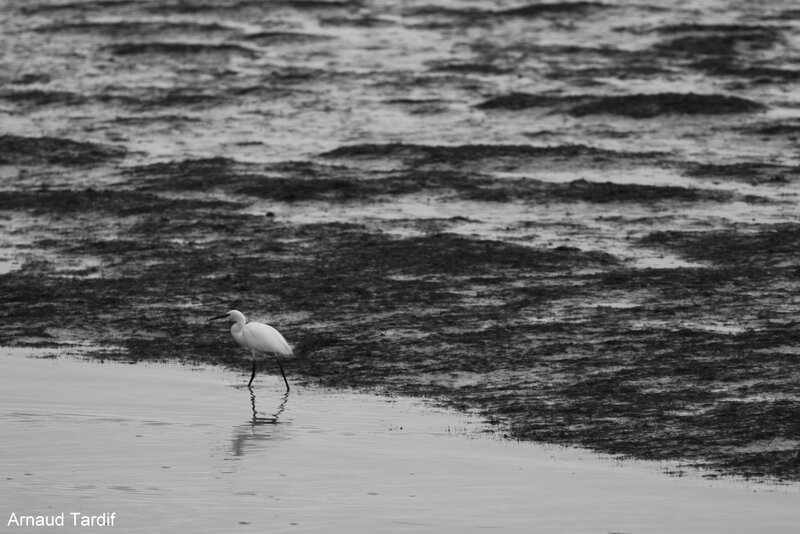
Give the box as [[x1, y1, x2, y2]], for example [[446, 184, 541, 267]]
[[0, 349, 797, 533]]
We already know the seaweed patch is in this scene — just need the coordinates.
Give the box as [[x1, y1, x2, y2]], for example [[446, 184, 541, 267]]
[[0, 135, 125, 166], [567, 93, 766, 118]]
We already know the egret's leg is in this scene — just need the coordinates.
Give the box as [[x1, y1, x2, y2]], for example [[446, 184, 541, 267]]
[[248, 360, 257, 387], [274, 354, 290, 392]]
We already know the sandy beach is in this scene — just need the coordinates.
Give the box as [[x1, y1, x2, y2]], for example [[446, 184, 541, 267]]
[[2, 350, 797, 533]]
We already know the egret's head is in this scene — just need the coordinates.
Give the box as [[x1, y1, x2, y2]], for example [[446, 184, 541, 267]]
[[208, 310, 246, 324]]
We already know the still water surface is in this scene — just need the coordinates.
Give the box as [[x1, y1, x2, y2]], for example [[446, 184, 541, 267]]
[[1, 350, 797, 533]]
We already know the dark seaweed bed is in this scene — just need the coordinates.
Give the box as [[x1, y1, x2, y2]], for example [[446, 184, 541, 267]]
[[2, 0, 800, 482]]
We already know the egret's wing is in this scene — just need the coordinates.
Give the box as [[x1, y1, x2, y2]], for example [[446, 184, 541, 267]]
[[243, 322, 293, 356]]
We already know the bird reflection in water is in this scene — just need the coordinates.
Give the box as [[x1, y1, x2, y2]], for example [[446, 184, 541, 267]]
[[230, 387, 289, 457], [250, 386, 288, 425]]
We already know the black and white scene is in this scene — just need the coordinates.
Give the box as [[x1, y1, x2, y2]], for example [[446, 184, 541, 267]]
[[1, 0, 799, 532]]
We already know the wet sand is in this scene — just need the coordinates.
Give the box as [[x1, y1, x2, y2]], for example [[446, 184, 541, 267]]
[[1, 349, 797, 533]]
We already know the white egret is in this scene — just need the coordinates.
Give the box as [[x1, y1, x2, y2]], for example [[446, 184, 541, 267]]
[[208, 310, 293, 391]]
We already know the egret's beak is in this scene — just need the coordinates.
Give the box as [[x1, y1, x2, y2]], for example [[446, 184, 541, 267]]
[[208, 313, 229, 322]]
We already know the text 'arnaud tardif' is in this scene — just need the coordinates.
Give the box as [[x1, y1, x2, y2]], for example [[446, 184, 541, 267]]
[[7, 512, 116, 528]]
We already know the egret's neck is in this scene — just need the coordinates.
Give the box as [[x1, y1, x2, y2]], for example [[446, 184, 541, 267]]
[[230, 318, 246, 346], [228, 310, 247, 341]]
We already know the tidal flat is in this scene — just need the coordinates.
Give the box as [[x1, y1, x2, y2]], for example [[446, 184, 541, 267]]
[[1, 350, 797, 533], [1, 0, 800, 491]]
